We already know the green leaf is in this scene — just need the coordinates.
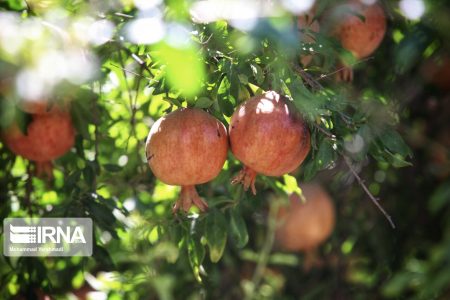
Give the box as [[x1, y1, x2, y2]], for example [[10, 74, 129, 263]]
[[204, 209, 228, 263], [229, 208, 249, 249], [302, 159, 318, 181], [187, 235, 205, 282], [194, 97, 214, 109], [238, 74, 249, 85], [153, 42, 205, 98], [83, 165, 95, 188], [428, 181, 450, 214], [282, 174, 301, 195], [216, 75, 234, 116], [250, 63, 264, 85], [93, 244, 115, 270], [65, 170, 81, 191], [380, 129, 412, 158], [385, 151, 413, 168], [103, 164, 122, 173], [316, 139, 336, 170]]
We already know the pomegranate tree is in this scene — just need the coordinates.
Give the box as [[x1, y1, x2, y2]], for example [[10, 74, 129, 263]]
[[145, 108, 228, 212], [276, 183, 335, 251], [229, 91, 310, 194], [2, 110, 75, 177], [332, 0, 387, 80]]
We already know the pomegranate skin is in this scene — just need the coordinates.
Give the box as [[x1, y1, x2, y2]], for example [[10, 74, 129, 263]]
[[19, 100, 54, 114], [276, 184, 335, 251], [229, 91, 310, 177], [145, 108, 228, 186], [3, 112, 75, 162], [421, 56, 450, 91], [335, 1, 386, 59]]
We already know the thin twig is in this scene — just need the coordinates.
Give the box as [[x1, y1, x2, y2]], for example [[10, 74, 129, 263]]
[[312, 123, 335, 139], [92, 82, 100, 189], [343, 156, 396, 229], [119, 46, 154, 76], [109, 63, 152, 80], [291, 63, 323, 90], [114, 12, 134, 18], [245, 201, 281, 300], [25, 162, 33, 216], [315, 57, 374, 81], [201, 33, 213, 45]]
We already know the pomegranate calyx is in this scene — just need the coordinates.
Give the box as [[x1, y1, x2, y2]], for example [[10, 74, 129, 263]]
[[35, 161, 54, 179], [231, 166, 257, 195], [173, 185, 208, 213]]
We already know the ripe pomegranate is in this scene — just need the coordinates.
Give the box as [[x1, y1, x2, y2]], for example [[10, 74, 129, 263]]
[[2, 111, 75, 177], [420, 55, 450, 91], [145, 108, 228, 212], [298, 13, 320, 67], [331, 0, 387, 80], [229, 91, 310, 194], [19, 100, 54, 114], [276, 183, 335, 251], [18, 98, 71, 115]]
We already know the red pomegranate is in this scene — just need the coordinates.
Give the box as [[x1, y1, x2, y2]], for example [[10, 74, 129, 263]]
[[335, 0, 386, 59], [420, 55, 450, 91], [298, 13, 320, 67], [145, 108, 228, 212], [229, 91, 310, 194], [19, 100, 54, 114], [2, 111, 75, 177], [276, 183, 335, 251], [18, 98, 71, 115], [331, 0, 387, 80]]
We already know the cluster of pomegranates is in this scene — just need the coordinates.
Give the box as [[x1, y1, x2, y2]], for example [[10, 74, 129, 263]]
[[146, 91, 311, 213], [2, 100, 75, 178], [298, 0, 387, 80]]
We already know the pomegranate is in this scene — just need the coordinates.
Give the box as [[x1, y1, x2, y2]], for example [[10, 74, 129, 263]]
[[420, 55, 450, 91], [2, 111, 75, 177], [229, 91, 310, 194], [145, 108, 228, 212], [298, 13, 320, 67], [335, 0, 386, 59], [331, 0, 387, 80], [276, 183, 335, 251], [19, 100, 54, 114]]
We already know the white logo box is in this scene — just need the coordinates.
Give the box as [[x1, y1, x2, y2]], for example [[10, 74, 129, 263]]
[[3, 218, 92, 257]]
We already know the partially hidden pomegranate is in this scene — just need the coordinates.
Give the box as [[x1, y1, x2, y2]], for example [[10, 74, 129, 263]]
[[276, 183, 335, 251], [2, 111, 75, 177], [19, 100, 55, 114], [298, 13, 320, 67], [145, 108, 228, 212], [229, 91, 310, 194], [331, 0, 387, 80], [420, 55, 450, 91]]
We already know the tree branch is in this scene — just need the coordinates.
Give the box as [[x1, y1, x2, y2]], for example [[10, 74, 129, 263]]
[[343, 156, 396, 229], [291, 63, 323, 91], [245, 200, 281, 300]]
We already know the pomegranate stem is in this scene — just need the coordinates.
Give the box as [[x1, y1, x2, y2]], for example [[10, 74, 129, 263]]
[[231, 166, 257, 195], [173, 185, 208, 213], [35, 161, 54, 179]]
